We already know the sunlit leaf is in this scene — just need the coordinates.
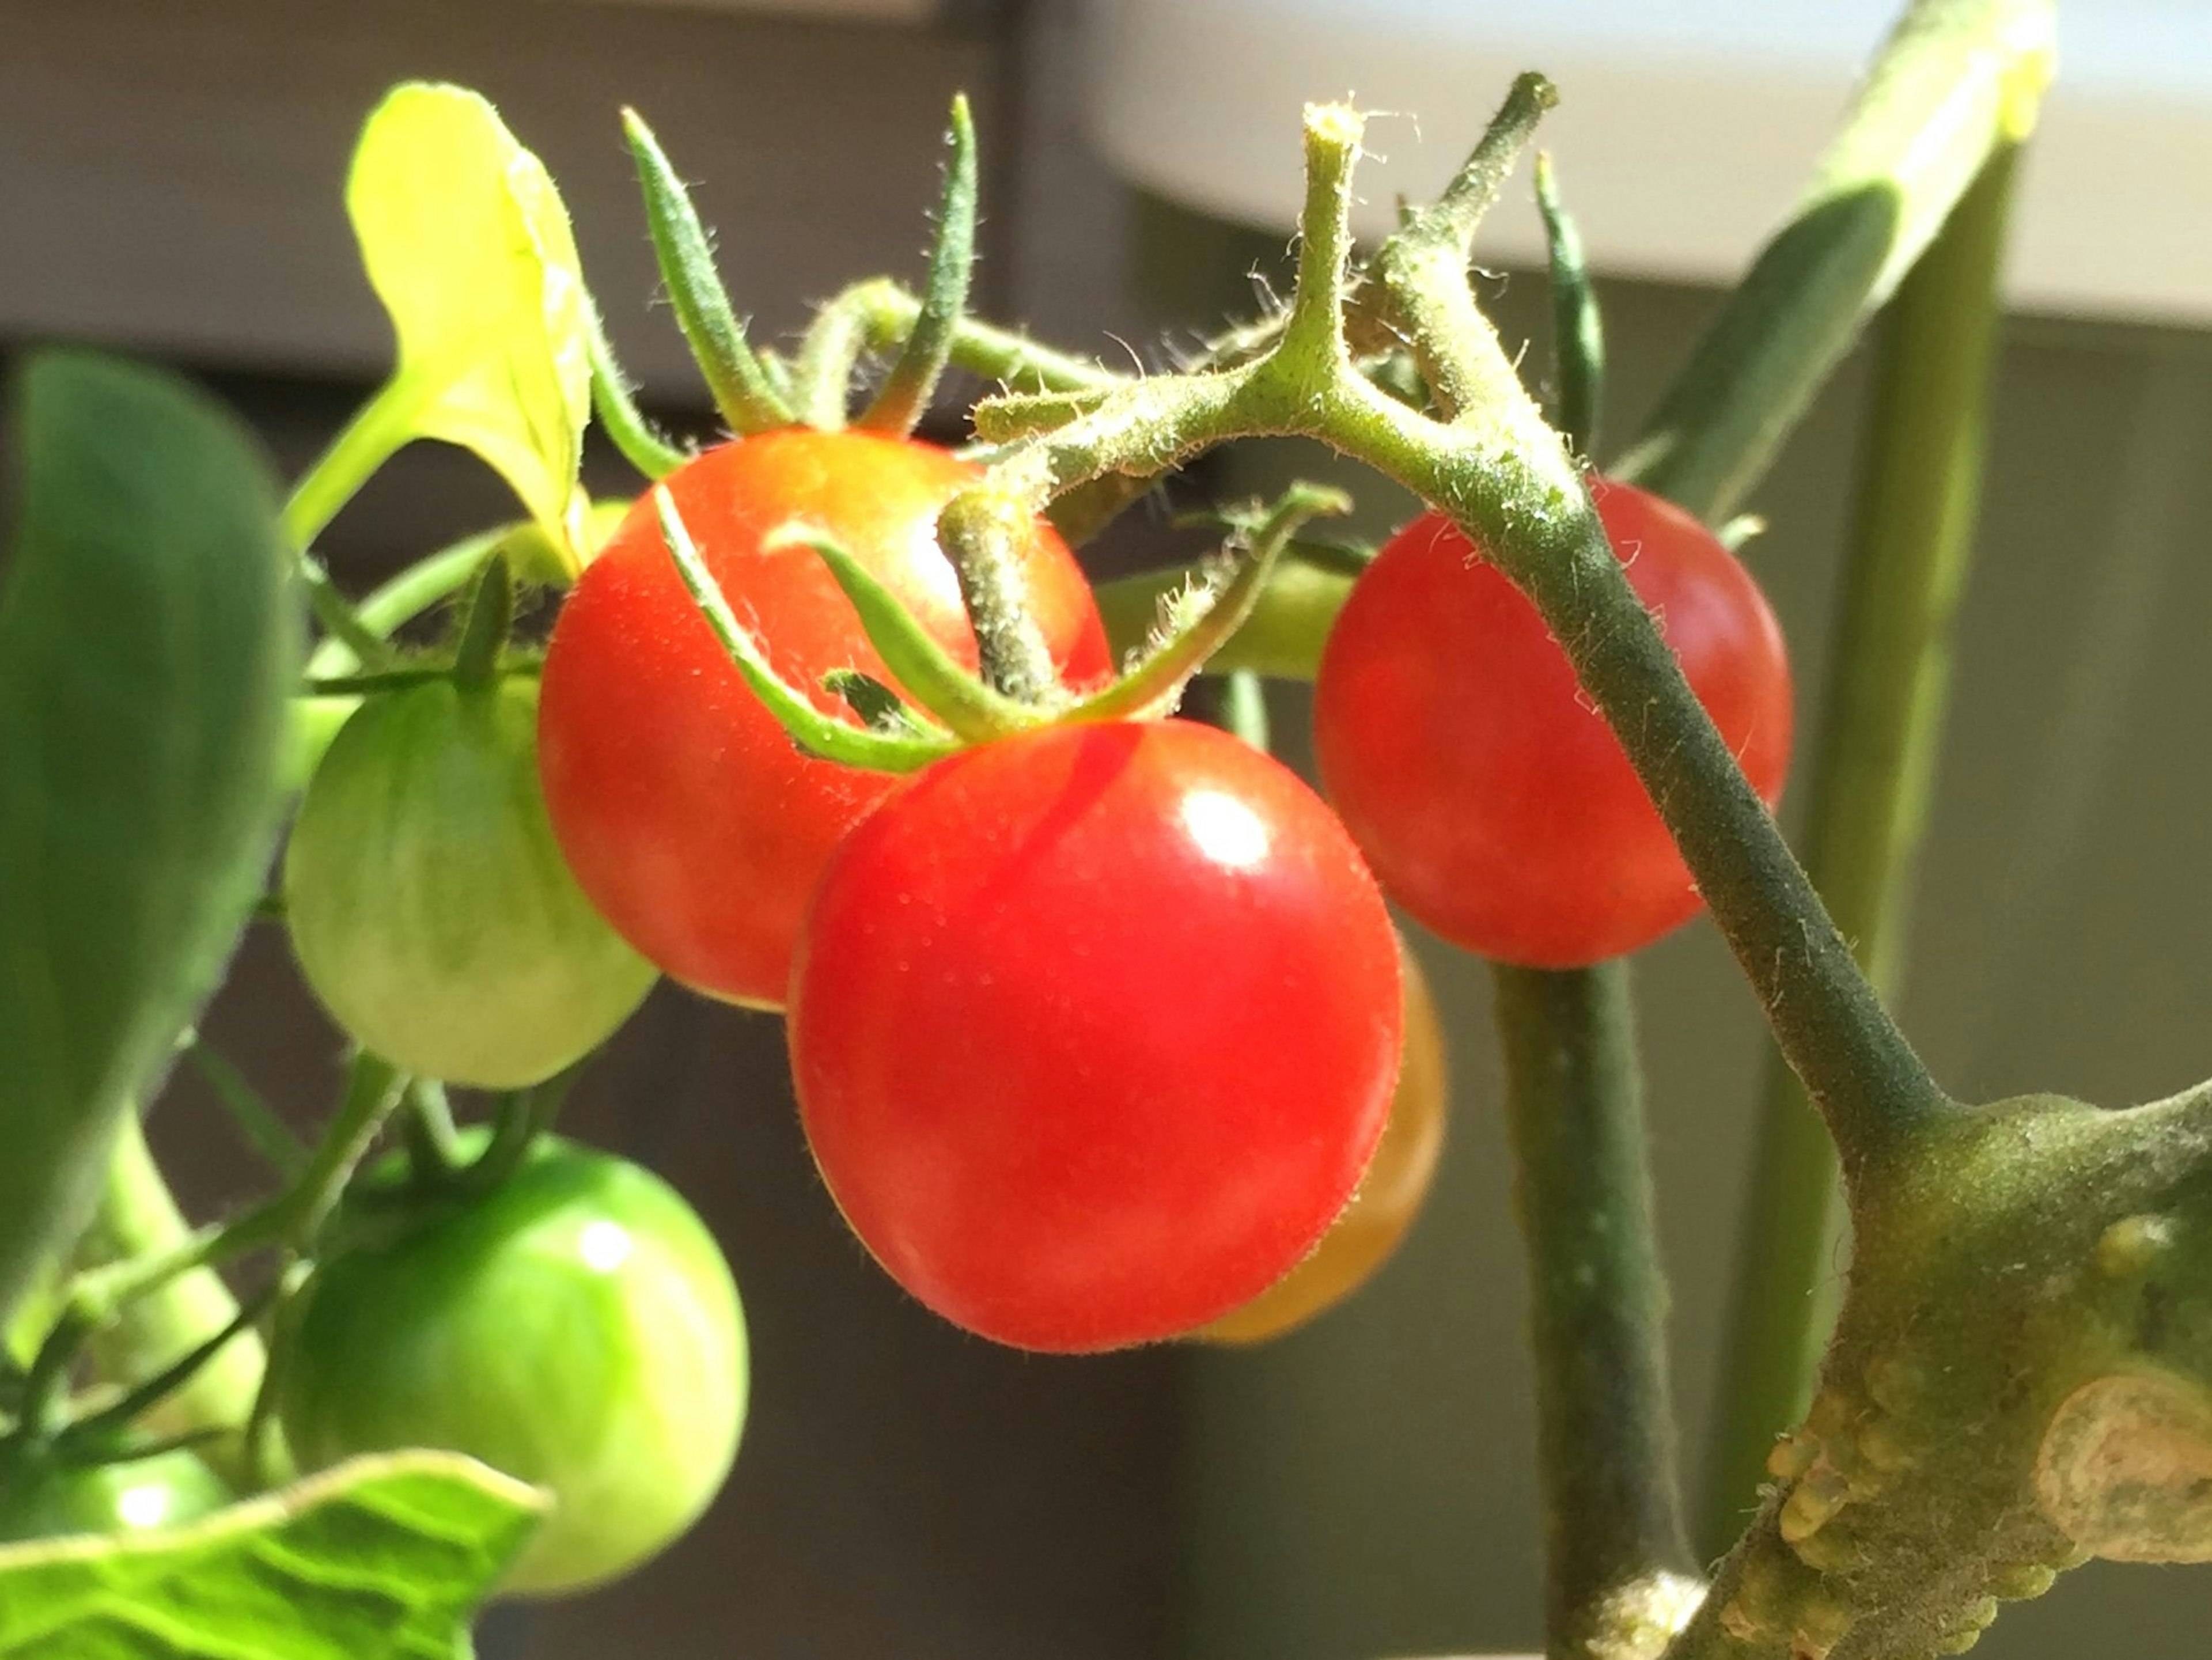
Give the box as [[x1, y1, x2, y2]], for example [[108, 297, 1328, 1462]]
[[0, 1451, 544, 1659], [342, 82, 590, 566]]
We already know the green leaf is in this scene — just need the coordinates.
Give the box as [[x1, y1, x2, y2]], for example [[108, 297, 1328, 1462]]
[[0, 354, 304, 1324], [0, 1451, 544, 1659], [291, 84, 590, 567]]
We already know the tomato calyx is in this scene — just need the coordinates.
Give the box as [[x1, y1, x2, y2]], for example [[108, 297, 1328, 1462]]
[[653, 479, 1349, 777]]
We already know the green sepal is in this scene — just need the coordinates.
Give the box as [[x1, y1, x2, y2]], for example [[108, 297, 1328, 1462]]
[[653, 489, 956, 774], [858, 94, 979, 435], [622, 108, 796, 437], [762, 524, 1016, 743], [1067, 483, 1347, 722]]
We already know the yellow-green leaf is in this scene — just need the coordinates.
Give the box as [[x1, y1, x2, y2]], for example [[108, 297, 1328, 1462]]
[[0, 1452, 544, 1659], [343, 82, 590, 566]]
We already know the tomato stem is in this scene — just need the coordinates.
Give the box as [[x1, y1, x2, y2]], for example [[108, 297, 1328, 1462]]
[[586, 297, 690, 481], [447, 552, 515, 692], [1494, 960, 1700, 1658], [185, 1040, 310, 1180], [65, 1116, 267, 1484], [621, 109, 797, 438], [1698, 141, 2021, 1562], [857, 95, 979, 436], [793, 278, 1122, 433], [935, 488, 1064, 703]]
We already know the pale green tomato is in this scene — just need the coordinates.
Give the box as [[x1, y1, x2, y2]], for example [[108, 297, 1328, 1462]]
[[0, 1449, 231, 1542], [278, 1134, 747, 1597], [285, 677, 654, 1087]]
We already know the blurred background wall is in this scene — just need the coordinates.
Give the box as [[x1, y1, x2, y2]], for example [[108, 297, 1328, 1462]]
[[2, 1, 2210, 1656]]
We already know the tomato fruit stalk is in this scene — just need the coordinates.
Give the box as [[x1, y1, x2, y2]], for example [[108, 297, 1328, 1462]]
[[537, 429, 1112, 1011], [789, 719, 1403, 1353], [1313, 480, 1793, 968], [277, 1132, 747, 1597]]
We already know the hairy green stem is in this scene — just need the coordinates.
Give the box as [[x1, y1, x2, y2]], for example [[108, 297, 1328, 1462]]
[[71, 1115, 265, 1485], [1497, 962, 1698, 1659], [794, 278, 1120, 430], [1699, 145, 2021, 1559], [986, 105, 1950, 1165], [586, 299, 690, 480]]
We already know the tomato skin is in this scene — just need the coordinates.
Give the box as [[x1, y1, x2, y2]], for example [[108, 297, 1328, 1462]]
[[789, 719, 1403, 1354], [0, 1450, 230, 1543], [285, 678, 656, 1089], [1313, 481, 1793, 968], [278, 1133, 747, 1598], [536, 429, 1112, 1011], [1196, 934, 1446, 1344]]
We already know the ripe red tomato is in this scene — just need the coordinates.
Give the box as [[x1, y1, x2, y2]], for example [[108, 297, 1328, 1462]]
[[788, 719, 1403, 1352], [1196, 932, 1446, 1344], [537, 429, 1112, 1010], [1313, 480, 1792, 968]]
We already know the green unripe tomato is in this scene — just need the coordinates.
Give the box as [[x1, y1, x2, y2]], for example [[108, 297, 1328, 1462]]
[[285, 677, 655, 1088], [0, 1449, 230, 1542], [277, 1133, 747, 1597]]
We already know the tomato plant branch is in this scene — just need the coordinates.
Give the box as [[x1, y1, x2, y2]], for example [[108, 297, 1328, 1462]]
[[979, 103, 1948, 1170], [1613, 0, 2052, 522], [1495, 961, 1701, 1660], [67, 1115, 266, 1483], [68, 1053, 406, 1326], [1700, 144, 2020, 1560], [794, 279, 1122, 430], [1366, 73, 1556, 423]]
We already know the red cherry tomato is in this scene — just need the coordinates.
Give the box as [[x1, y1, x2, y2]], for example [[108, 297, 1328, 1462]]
[[788, 719, 1403, 1352], [1196, 932, 1446, 1344], [537, 430, 1111, 1010], [1313, 480, 1792, 968]]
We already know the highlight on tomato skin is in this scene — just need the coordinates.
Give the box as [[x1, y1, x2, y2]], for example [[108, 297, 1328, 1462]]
[[786, 718, 1405, 1355], [276, 1132, 748, 1600], [1195, 933, 1448, 1346], [535, 427, 1112, 1013], [1312, 479, 1794, 969]]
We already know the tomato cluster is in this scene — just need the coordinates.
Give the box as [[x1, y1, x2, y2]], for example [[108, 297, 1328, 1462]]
[[537, 429, 1111, 1011], [270, 411, 1791, 1594]]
